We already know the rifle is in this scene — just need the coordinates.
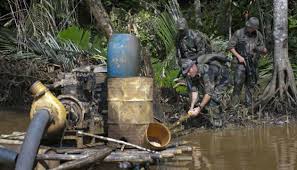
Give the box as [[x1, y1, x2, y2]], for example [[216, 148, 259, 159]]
[[236, 41, 257, 87]]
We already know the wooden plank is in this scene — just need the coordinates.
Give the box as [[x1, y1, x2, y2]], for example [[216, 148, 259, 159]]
[[104, 152, 153, 163], [49, 148, 112, 170]]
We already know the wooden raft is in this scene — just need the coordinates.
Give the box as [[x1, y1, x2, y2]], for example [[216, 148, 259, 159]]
[[0, 131, 193, 170]]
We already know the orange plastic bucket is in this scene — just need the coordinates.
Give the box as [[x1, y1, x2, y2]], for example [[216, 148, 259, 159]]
[[144, 122, 171, 150]]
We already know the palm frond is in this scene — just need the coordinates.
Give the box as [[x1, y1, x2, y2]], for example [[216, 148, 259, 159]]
[[150, 1, 181, 81], [0, 28, 89, 71], [154, 11, 177, 59]]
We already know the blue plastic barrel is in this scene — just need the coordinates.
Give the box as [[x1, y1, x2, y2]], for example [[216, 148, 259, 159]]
[[107, 34, 140, 77]]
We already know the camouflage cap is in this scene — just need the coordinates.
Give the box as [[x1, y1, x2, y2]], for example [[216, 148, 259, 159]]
[[245, 17, 259, 29], [177, 17, 188, 30], [182, 59, 195, 75]]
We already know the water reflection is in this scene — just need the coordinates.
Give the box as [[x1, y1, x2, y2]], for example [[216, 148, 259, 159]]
[[181, 125, 297, 170]]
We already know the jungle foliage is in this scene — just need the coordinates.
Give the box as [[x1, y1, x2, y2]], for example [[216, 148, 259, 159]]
[[0, 0, 296, 107]]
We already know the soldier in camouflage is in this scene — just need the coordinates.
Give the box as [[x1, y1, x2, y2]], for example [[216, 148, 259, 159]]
[[182, 59, 229, 127], [174, 17, 212, 85], [176, 18, 212, 65], [227, 17, 267, 106]]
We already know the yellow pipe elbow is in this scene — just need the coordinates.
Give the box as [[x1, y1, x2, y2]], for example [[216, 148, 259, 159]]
[[29, 81, 67, 136]]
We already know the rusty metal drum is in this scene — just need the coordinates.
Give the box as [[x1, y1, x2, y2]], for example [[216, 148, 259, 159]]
[[107, 77, 153, 145]]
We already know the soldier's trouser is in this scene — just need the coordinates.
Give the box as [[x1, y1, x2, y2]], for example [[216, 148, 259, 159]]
[[208, 68, 229, 127], [232, 64, 254, 105], [207, 104, 223, 127]]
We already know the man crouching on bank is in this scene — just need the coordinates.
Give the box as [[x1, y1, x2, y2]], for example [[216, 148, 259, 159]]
[[182, 59, 230, 128]]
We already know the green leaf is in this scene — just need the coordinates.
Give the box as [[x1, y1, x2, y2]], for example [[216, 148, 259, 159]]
[[58, 26, 91, 50]]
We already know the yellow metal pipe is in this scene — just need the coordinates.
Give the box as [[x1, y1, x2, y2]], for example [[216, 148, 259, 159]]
[[29, 81, 67, 135]]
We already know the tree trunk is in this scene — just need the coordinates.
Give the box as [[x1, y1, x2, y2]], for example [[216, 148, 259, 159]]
[[142, 47, 154, 77], [257, 0, 297, 113], [256, 0, 266, 44], [228, 0, 232, 40], [194, 0, 202, 28], [85, 0, 113, 38]]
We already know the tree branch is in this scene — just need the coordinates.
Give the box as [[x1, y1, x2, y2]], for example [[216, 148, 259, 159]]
[[85, 0, 113, 38]]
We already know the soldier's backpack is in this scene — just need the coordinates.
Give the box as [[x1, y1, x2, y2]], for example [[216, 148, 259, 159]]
[[196, 53, 230, 68]]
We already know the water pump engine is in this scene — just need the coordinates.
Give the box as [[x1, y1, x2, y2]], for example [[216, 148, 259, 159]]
[[50, 65, 107, 147]]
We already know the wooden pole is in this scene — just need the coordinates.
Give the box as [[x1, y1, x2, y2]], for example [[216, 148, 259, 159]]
[[0, 139, 22, 145], [77, 131, 159, 153], [168, 114, 191, 130], [37, 154, 86, 161], [0, 132, 25, 139], [49, 148, 112, 170]]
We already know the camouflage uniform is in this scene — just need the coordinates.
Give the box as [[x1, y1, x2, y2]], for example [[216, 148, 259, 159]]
[[175, 17, 212, 80], [227, 27, 266, 105], [177, 29, 212, 61], [189, 64, 229, 125]]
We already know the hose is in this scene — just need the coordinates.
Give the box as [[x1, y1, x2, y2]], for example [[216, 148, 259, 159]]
[[0, 147, 17, 165], [15, 109, 51, 170]]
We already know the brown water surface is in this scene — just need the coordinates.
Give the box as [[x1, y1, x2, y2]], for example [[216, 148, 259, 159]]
[[164, 125, 297, 170], [0, 107, 29, 133], [1, 109, 297, 170]]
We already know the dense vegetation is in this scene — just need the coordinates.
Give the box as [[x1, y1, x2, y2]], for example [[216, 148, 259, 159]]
[[0, 0, 296, 112]]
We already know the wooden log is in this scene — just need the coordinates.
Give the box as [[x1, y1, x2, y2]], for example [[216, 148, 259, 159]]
[[36, 149, 60, 170], [0, 136, 24, 140], [161, 148, 182, 155], [0, 139, 22, 145], [176, 146, 192, 152], [55, 149, 85, 154], [0, 132, 25, 137], [111, 150, 161, 159], [170, 155, 193, 161], [38, 150, 162, 163], [159, 152, 175, 158], [0, 132, 25, 140], [37, 153, 87, 161], [49, 148, 112, 170], [104, 152, 153, 163], [55, 148, 100, 154], [166, 141, 189, 148], [108, 149, 170, 159]]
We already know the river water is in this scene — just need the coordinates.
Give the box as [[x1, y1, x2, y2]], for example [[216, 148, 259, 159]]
[[0, 108, 29, 134], [1, 109, 297, 170], [177, 125, 297, 170]]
